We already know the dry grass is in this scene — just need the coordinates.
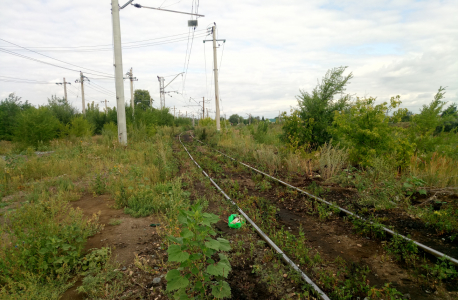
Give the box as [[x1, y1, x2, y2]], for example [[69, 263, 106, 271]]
[[410, 153, 458, 187], [319, 142, 349, 180]]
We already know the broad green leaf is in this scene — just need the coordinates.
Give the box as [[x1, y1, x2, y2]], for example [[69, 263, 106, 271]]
[[216, 238, 231, 251], [403, 183, 413, 188], [205, 239, 221, 250], [180, 228, 194, 239], [419, 189, 427, 195], [166, 270, 189, 291], [189, 253, 202, 261], [178, 214, 188, 225], [167, 245, 189, 262], [218, 253, 230, 266], [207, 258, 215, 264], [191, 267, 199, 275], [172, 288, 191, 300], [206, 261, 231, 278], [202, 212, 219, 224], [168, 236, 184, 245], [211, 281, 231, 299]]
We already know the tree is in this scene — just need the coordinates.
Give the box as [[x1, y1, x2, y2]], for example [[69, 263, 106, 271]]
[[283, 67, 353, 148], [330, 96, 413, 167], [0, 93, 32, 141], [14, 106, 61, 149], [134, 89, 152, 108], [47, 95, 78, 125], [228, 114, 241, 125]]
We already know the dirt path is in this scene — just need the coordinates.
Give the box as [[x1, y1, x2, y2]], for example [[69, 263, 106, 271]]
[[61, 194, 159, 300]]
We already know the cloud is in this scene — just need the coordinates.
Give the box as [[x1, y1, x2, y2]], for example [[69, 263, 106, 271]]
[[0, 0, 457, 119]]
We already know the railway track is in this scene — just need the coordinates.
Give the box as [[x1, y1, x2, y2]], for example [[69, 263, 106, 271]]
[[180, 131, 458, 299], [179, 132, 330, 300], [189, 133, 458, 267]]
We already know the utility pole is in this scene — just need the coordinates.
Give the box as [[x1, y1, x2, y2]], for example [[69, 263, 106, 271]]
[[75, 72, 89, 114], [202, 97, 205, 119], [111, 0, 128, 145], [126, 67, 137, 114], [157, 72, 182, 109], [56, 78, 71, 101], [204, 25, 225, 131], [173, 106, 176, 118], [104, 99, 109, 114], [150, 97, 152, 108]]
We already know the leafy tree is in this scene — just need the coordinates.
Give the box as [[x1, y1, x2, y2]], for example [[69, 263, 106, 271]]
[[400, 110, 414, 122], [228, 114, 241, 125], [134, 89, 151, 108], [330, 96, 414, 167], [47, 95, 78, 125], [408, 87, 452, 153], [85, 102, 107, 134], [0, 93, 32, 141], [284, 66, 353, 148], [14, 107, 61, 149], [440, 103, 458, 133]]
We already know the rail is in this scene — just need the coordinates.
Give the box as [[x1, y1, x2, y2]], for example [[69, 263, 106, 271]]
[[179, 132, 330, 300], [190, 134, 458, 267]]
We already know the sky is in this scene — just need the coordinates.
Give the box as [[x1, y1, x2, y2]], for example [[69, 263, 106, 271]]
[[0, 0, 457, 119]]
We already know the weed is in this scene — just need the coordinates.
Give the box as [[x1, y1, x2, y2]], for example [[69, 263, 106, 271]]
[[384, 234, 418, 265], [165, 204, 231, 299], [108, 219, 122, 226], [422, 256, 458, 281], [92, 173, 106, 195]]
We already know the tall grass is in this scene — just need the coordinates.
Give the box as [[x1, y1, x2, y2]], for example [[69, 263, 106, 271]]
[[319, 142, 349, 180], [410, 153, 458, 187]]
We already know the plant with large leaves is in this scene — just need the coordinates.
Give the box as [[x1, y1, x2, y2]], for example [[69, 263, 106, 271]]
[[166, 205, 231, 299]]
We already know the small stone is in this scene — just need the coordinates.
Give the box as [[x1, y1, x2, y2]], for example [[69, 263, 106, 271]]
[[357, 244, 362, 247], [403, 293, 411, 299], [153, 277, 161, 284], [154, 267, 159, 270], [283, 274, 287, 278], [151, 255, 155, 258], [122, 267, 126, 271]]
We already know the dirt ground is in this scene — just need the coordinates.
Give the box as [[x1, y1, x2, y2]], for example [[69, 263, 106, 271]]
[[61, 194, 160, 300]]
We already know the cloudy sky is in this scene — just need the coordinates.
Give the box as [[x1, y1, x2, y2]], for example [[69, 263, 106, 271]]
[[1, 0, 457, 119]]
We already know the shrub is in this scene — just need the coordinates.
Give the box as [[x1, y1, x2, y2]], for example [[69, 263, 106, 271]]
[[330, 96, 414, 167], [68, 116, 94, 137], [0, 93, 33, 141], [282, 66, 352, 148], [14, 106, 61, 149], [47, 96, 77, 125]]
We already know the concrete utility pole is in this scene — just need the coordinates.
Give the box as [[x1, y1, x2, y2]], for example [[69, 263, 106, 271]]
[[56, 78, 71, 101], [104, 99, 109, 114], [150, 97, 153, 108], [75, 72, 89, 114], [206, 108, 209, 118], [173, 106, 176, 118], [126, 67, 137, 114], [111, 0, 128, 145], [204, 25, 226, 131], [157, 76, 165, 109], [202, 97, 205, 119]]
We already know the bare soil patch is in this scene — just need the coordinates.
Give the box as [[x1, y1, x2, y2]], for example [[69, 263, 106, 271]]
[[61, 194, 160, 300]]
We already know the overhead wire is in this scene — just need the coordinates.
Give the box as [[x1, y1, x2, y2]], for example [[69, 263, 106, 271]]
[[0, 38, 113, 77], [0, 48, 114, 78], [0, 30, 207, 51]]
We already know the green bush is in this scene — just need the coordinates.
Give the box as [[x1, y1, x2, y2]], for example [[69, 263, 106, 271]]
[[68, 116, 94, 137], [330, 96, 413, 167], [282, 66, 352, 148], [14, 106, 61, 149], [0, 93, 33, 141], [47, 96, 77, 125]]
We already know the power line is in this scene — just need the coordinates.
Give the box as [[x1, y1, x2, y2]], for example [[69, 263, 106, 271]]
[[0, 38, 113, 77], [0, 32, 208, 53], [0, 48, 114, 78], [0, 75, 56, 84]]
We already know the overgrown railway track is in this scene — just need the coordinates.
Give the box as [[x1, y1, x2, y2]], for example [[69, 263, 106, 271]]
[[179, 132, 330, 300], [189, 134, 458, 267], [180, 131, 458, 299]]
